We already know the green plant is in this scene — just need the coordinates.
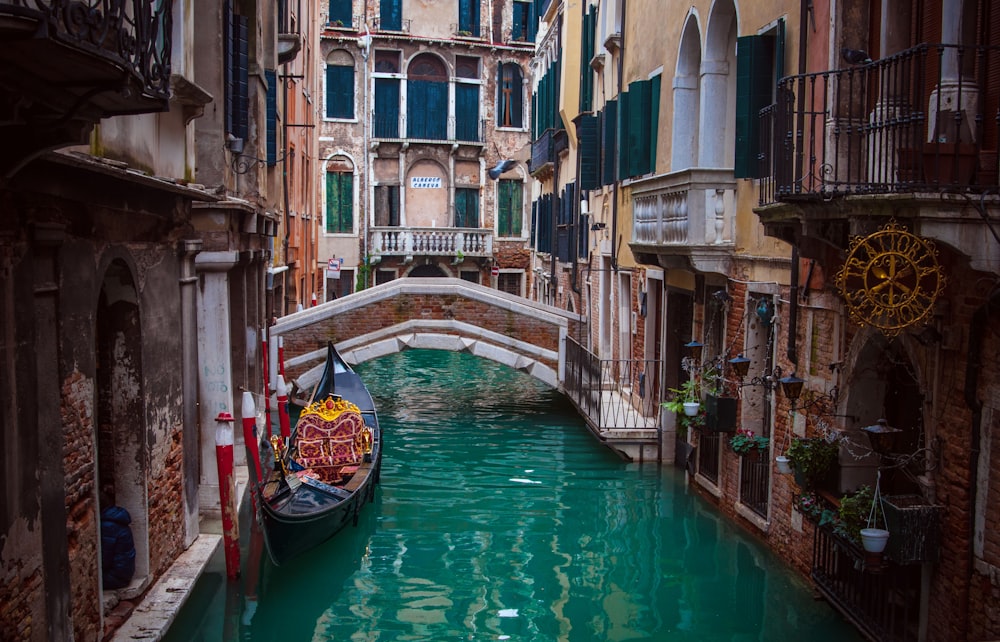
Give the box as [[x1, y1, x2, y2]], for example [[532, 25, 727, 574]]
[[786, 437, 839, 487], [794, 491, 837, 525], [835, 485, 876, 545], [729, 429, 769, 456], [661, 378, 702, 439]]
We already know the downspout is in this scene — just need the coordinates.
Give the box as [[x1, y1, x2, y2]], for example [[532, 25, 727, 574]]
[[610, 0, 626, 271], [787, 0, 810, 367], [570, 0, 585, 304], [549, 25, 561, 306], [281, 69, 292, 312]]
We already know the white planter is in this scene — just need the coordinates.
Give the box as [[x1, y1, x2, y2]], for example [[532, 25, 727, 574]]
[[683, 402, 700, 417], [860, 528, 890, 553], [775, 455, 792, 474]]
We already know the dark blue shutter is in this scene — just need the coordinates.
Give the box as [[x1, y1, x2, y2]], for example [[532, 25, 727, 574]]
[[602, 100, 617, 185], [326, 65, 355, 119], [455, 84, 480, 141], [234, 13, 249, 141], [407, 80, 447, 139], [649, 74, 661, 173], [459, 0, 479, 36], [329, 0, 352, 26], [224, 1, 233, 136], [265, 70, 278, 166], [374, 78, 400, 137], [380, 0, 401, 30], [577, 114, 599, 190]]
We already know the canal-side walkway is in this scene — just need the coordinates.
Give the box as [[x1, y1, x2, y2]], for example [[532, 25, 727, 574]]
[[109, 467, 249, 641]]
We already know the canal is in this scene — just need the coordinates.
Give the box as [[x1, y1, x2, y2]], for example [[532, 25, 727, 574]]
[[165, 349, 862, 641]]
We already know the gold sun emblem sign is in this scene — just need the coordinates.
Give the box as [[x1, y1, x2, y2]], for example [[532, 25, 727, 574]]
[[835, 221, 945, 338]]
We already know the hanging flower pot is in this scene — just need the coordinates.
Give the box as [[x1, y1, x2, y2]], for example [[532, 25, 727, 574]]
[[860, 527, 890, 553], [775, 455, 792, 474], [683, 401, 700, 416]]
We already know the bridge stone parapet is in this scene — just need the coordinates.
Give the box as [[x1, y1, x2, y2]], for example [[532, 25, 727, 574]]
[[270, 278, 584, 391]]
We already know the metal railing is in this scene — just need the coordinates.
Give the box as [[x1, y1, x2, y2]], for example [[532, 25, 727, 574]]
[[370, 226, 493, 258], [697, 432, 721, 484], [760, 43, 1000, 205], [812, 522, 922, 641], [564, 336, 661, 432], [1, 0, 173, 101], [371, 114, 487, 143], [739, 450, 769, 518]]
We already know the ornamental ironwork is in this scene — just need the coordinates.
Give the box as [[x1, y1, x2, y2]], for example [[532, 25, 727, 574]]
[[835, 221, 946, 338], [1, 0, 173, 100]]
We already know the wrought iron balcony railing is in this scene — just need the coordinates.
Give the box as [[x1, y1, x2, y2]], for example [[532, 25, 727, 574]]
[[759, 43, 1000, 206], [530, 128, 566, 174], [371, 114, 486, 144], [0, 0, 173, 111], [812, 521, 921, 641], [370, 226, 493, 259]]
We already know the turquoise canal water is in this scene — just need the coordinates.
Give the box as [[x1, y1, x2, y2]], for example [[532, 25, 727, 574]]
[[165, 349, 862, 641]]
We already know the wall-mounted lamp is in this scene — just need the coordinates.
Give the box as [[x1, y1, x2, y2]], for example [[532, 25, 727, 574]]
[[684, 340, 704, 360], [860, 418, 904, 455], [729, 354, 786, 395], [778, 372, 805, 402]]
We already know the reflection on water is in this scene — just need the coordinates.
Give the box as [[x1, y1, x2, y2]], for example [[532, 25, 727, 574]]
[[165, 349, 861, 641]]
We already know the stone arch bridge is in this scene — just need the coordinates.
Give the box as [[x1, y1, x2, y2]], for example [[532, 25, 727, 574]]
[[269, 278, 661, 462]]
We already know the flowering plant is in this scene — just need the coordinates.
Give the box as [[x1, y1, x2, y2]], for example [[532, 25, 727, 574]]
[[729, 428, 769, 456]]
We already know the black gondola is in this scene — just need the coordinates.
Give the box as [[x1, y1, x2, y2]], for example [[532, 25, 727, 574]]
[[251, 342, 382, 566]]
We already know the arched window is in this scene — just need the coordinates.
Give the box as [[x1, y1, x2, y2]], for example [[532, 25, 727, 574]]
[[407, 54, 448, 139], [325, 50, 355, 119], [497, 63, 523, 128]]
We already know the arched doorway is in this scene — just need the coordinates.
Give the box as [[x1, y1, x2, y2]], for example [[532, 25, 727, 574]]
[[95, 259, 147, 590], [408, 264, 448, 278]]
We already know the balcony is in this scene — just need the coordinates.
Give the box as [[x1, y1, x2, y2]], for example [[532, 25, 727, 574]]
[[529, 128, 566, 178], [370, 227, 493, 261], [628, 168, 736, 274], [371, 114, 486, 145], [756, 43, 1000, 263], [812, 521, 921, 641], [0, 0, 173, 174]]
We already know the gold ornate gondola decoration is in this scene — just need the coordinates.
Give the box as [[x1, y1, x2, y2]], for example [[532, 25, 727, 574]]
[[300, 395, 362, 421], [834, 221, 946, 338]]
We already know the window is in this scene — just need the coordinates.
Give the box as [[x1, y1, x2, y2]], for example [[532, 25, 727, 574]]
[[497, 63, 523, 128], [497, 272, 523, 296], [455, 57, 481, 141], [327, 270, 354, 299], [454, 188, 479, 228], [329, 0, 352, 26], [457, 0, 479, 36], [617, 75, 661, 179], [379, 0, 401, 31], [407, 54, 448, 139], [374, 51, 401, 138], [325, 51, 355, 119], [735, 20, 785, 178], [497, 179, 523, 236], [579, 6, 596, 112], [460, 270, 481, 284], [576, 114, 599, 190], [224, 1, 248, 142], [374, 185, 400, 226], [265, 69, 278, 165], [511, 0, 535, 42], [325, 171, 353, 233]]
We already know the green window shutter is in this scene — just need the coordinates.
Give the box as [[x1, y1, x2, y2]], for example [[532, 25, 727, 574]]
[[265, 69, 278, 166], [627, 80, 651, 177], [455, 188, 480, 228], [458, 0, 480, 36], [602, 100, 617, 185], [374, 78, 400, 137], [735, 34, 774, 178], [498, 180, 523, 236], [648, 74, 661, 174], [380, 0, 401, 30], [579, 9, 595, 112], [577, 114, 599, 190], [617, 90, 630, 180], [326, 172, 354, 233], [326, 65, 355, 119], [407, 80, 447, 139], [455, 84, 480, 141], [329, 0, 352, 25]]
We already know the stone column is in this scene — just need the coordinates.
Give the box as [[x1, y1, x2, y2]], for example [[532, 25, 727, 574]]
[[698, 60, 729, 168], [195, 251, 238, 511], [178, 239, 202, 546]]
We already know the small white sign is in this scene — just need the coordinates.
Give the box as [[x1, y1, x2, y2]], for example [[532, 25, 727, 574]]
[[326, 257, 343, 279], [410, 176, 442, 189]]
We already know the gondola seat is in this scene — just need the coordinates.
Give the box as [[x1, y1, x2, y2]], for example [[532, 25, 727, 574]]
[[293, 397, 367, 483]]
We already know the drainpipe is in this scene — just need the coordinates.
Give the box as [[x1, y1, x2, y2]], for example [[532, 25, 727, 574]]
[[610, 0, 626, 271], [787, 0, 810, 367], [178, 239, 202, 546]]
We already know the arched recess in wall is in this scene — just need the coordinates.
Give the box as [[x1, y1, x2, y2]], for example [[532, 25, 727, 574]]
[[404, 157, 449, 227], [701, 0, 737, 168], [95, 258, 149, 588], [673, 14, 702, 170]]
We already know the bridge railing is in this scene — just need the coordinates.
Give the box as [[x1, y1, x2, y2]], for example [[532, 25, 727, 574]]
[[371, 226, 494, 259], [564, 336, 660, 431]]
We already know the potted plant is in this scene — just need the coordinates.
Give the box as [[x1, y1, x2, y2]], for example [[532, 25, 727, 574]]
[[729, 429, 769, 456], [663, 378, 700, 416], [786, 437, 839, 489], [775, 454, 793, 474]]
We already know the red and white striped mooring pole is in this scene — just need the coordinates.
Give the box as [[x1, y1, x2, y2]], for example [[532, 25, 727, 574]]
[[241, 391, 264, 491], [214, 411, 240, 579], [276, 375, 291, 441]]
